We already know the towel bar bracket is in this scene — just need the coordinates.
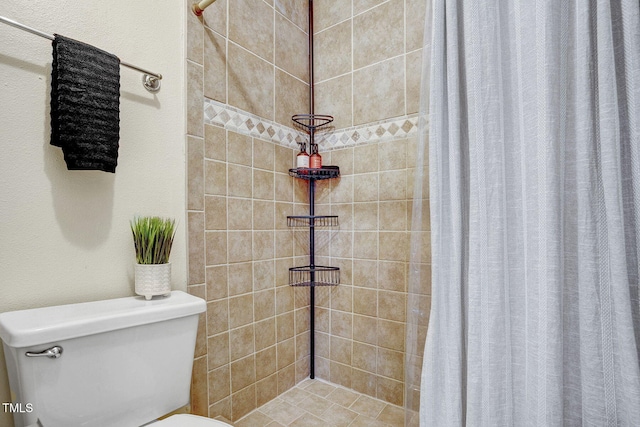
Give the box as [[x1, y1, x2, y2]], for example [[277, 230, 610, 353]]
[[142, 74, 161, 92]]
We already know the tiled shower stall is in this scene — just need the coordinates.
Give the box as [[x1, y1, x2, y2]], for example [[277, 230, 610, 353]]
[[185, 0, 430, 421]]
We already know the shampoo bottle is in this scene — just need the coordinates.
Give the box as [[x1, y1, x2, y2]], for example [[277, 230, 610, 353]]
[[309, 144, 322, 169], [296, 142, 309, 168]]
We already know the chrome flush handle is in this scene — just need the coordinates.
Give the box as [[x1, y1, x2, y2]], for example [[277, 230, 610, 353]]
[[25, 346, 63, 359]]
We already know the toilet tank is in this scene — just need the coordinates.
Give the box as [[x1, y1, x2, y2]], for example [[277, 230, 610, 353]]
[[0, 291, 206, 427]]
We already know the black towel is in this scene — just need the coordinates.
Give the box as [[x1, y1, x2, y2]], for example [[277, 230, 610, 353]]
[[51, 34, 120, 172]]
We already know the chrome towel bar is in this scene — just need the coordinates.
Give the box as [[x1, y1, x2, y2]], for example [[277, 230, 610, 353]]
[[0, 15, 162, 92]]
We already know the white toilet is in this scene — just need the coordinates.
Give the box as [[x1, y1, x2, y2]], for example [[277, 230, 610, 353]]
[[0, 291, 231, 427]]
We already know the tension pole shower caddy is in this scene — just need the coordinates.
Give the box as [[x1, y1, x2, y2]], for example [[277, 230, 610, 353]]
[[287, 0, 340, 379]]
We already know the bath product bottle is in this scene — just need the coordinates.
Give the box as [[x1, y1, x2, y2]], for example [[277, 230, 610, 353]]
[[296, 142, 309, 168], [309, 144, 322, 169]]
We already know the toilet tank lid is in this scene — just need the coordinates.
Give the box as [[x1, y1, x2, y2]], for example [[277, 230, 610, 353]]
[[0, 291, 206, 348]]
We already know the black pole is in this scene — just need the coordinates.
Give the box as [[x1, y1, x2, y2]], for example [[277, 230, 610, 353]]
[[309, 0, 314, 116], [309, 177, 316, 378], [308, 0, 316, 380]]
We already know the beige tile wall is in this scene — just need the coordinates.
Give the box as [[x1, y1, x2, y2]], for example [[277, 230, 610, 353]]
[[310, 138, 431, 408], [188, 124, 313, 421], [186, 0, 312, 421], [190, 0, 310, 126], [313, 0, 427, 126], [311, 0, 430, 409], [186, 0, 430, 419]]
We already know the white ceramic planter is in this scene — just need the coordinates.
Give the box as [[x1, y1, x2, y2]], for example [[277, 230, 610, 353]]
[[135, 263, 171, 300]]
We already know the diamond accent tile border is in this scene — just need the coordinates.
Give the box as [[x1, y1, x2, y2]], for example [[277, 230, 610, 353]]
[[317, 116, 421, 150], [204, 98, 304, 150], [204, 98, 421, 150]]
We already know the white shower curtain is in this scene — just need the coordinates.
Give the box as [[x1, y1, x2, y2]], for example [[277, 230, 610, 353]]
[[420, 1, 640, 425]]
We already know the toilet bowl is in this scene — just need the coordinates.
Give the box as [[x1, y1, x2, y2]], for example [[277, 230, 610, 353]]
[[0, 291, 231, 427]]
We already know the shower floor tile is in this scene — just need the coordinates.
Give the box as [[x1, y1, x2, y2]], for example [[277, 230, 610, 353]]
[[233, 378, 418, 427]]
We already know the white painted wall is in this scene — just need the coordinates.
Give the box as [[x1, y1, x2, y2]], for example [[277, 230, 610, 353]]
[[0, 2, 186, 425]]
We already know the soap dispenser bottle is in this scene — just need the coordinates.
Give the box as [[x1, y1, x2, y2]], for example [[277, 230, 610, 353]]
[[296, 142, 309, 168], [309, 144, 322, 169]]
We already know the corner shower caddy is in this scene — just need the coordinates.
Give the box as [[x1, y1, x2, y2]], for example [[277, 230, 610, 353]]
[[288, 114, 340, 379]]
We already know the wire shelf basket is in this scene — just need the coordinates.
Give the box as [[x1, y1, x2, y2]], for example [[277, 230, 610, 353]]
[[289, 265, 340, 287], [292, 114, 334, 133], [287, 215, 339, 228], [289, 166, 340, 180]]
